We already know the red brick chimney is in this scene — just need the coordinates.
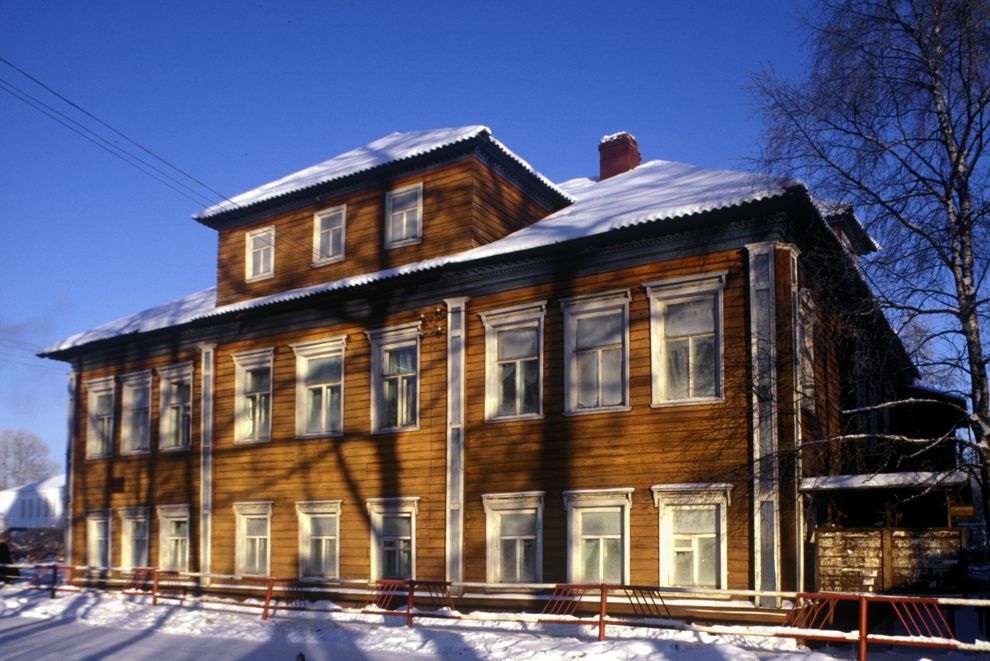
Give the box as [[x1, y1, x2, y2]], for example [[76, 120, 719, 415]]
[[598, 132, 641, 180]]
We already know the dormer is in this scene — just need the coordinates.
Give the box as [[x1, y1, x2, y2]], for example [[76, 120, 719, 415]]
[[195, 127, 572, 307]]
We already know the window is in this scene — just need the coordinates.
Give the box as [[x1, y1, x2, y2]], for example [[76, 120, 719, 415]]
[[291, 338, 346, 437], [119, 507, 149, 569], [367, 497, 418, 580], [120, 372, 151, 454], [158, 363, 193, 451], [245, 226, 275, 281], [86, 510, 111, 568], [653, 483, 731, 589], [296, 501, 341, 579], [384, 183, 422, 247], [561, 292, 630, 414], [86, 377, 115, 458], [157, 504, 190, 572], [480, 303, 545, 420], [797, 289, 816, 413], [645, 274, 725, 404], [564, 489, 632, 584], [232, 349, 273, 443], [234, 501, 272, 576], [313, 205, 346, 265], [367, 325, 420, 432], [482, 492, 544, 583]]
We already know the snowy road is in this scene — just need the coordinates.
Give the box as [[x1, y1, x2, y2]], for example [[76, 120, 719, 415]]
[[0, 612, 428, 660]]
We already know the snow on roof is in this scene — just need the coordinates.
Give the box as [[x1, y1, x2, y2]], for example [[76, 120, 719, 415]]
[[556, 176, 598, 197], [1, 474, 65, 495], [799, 470, 969, 491], [44, 159, 797, 355], [195, 125, 567, 219]]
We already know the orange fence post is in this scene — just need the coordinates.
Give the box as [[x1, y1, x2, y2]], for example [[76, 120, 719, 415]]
[[407, 581, 415, 628], [858, 595, 868, 661], [152, 568, 160, 607], [262, 578, 275, 621], [598, 584, 608, 642]]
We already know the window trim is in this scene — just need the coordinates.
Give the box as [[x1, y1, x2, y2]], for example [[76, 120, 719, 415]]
[[234, 501, 273, 577], [384, 183, 423, 248], [366, 497, 418, 580], [480, 302, 546, 421], [157, 362, 194, 452], [560, 291, 631, 415], [482, 491, 544, 584], [644, 273, 726, 407], [119, 371, 151, 455], [797, 289, 816, 414], [312, 204, 346, 266], [118, 506, 150, 570], [291, 337, 346, 439], [652, 483, 732, 589], [157, 504, 191, 573], [366, 324, 421, 433], [563, 488, 633, 584], [85, 376, 116, 459], [85, 509, 112, 568], [232, 348, 274, 444], [245, 225, 275, 282], [295, 500, 342, 580]]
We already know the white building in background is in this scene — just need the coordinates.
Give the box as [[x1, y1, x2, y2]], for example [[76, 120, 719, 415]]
[[0, 474, 65, 530]]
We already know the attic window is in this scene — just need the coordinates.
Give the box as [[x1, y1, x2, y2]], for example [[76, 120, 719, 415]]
[[246, 226, 275, 281], [385, 184, 422, 248]]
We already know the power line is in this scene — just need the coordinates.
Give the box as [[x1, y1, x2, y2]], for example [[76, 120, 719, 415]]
[[0, 79, 216, 207], [0, 55, 237, 207]]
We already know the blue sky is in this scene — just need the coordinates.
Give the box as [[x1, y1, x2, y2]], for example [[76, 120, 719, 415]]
[[0, 0, 810, 462]]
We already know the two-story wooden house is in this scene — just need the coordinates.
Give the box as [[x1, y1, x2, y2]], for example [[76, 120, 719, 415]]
[[40, 125, 937, 598]]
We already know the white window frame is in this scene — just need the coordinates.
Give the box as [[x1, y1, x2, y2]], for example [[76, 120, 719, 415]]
[[245, 225, 275, 282], [157, 504, 191, 573], [563, 488, 633, 584], [157, 362, 194, 451], [561, 291, 631, 415], [797, 289, 816, 413], [652, 483, 732, 589], [482, 491, 544, 584], [312, 204, 346, 266], [118, 506, 150, 570], [296, 500, 342, 580], [291, 337, 346, 438], [119, 371, 151, 455], [367, 324, 421, 433], [85, 376, 115, 458], [85, 509, 112, 568], [480, 302, 546, 421], [232, 348, 274, 444], [367, 497, 418, 580], [234, 501, 273, 576], [644, 273, 725, 406], [384, 183, 423, 248]]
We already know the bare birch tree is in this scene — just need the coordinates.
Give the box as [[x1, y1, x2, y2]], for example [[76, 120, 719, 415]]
[[0, 428, 59, 490], [752, 0, 990, 520]]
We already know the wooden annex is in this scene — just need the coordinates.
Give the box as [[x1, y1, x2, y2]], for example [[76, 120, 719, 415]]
[[40, 125, 965, 602]]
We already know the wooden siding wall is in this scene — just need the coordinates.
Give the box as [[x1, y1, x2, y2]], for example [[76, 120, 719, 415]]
[[72, 350, 202, 569], [215, 157, 551, 307], [461, 249, 754, 588]]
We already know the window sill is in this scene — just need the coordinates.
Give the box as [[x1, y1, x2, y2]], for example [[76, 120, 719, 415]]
[[312, 255, 344, 268], [295, 432, 344, 440], [484, 413, 544, 424], [245, 272, 274, 283], [120, 449, 150, 457], [563, 404, 631, 417], [85, 453, 113, 460], [650, 396, 724, 409], [233, 437, 271, 446], [384, 238, 422, 250], [159, 445, 192, 454], [372, 424, 420, 435]]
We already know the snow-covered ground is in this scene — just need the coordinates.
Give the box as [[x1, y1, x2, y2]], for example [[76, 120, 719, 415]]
[[0, 584, 980, 660]]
